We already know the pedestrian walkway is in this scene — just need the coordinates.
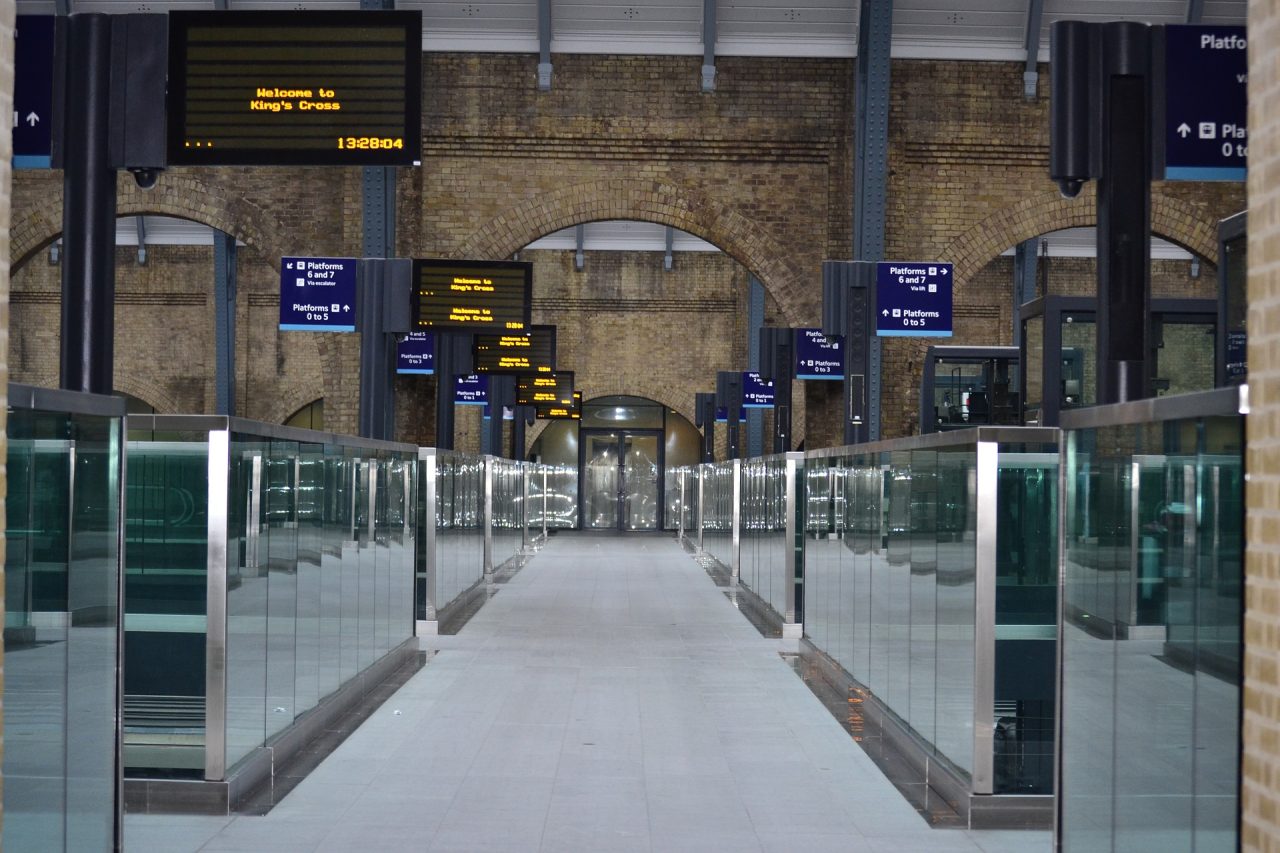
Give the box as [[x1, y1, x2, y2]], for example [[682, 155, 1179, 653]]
[[125, 533, 1050, 852]]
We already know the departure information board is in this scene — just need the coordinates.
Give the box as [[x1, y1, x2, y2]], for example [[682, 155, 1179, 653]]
[[538, 391, 581, 420], [167, 10, 422, 166], [516, 372, 574, 407], [474, 325, 556, 374], [413, 259, 532, 331]]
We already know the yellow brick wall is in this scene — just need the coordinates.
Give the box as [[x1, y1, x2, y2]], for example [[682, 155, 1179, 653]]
[[1246, 1, 1280, 847]]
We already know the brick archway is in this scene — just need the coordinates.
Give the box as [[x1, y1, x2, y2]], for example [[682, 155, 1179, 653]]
[[456, 178, 814, 327], [525, 384, 696, 451], [11, 171, 296, 272], [945, 186, 1223, 293]]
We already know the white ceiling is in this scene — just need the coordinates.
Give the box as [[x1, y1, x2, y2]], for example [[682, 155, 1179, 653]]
[[17, 0, 1247, 59], [1000, 227, 1194, 260]]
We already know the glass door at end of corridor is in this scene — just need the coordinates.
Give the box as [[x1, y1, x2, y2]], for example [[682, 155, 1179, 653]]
[[579, 429, 664, 530]]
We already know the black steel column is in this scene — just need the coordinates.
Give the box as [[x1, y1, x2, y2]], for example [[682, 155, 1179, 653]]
[[746, 276, 765, 458], [487, 376, 514, 459], [852, 0, 893, 441], [1012, 238, 1038, 350], [357, 260, 395, 439], [512, 406, 534, 460], [696, 392, 715, 462], [213, 230, 237, 415], [1097, 23, 1152, 404], [60, 14, 116, 395], [773, 332, 793, 453], [434, 338, 456, 450]]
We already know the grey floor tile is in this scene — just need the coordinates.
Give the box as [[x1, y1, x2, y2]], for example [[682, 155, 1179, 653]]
[[757, 831, 872, 852], [147, 535, 1052, 853], [123, 815, 235, 853], [963, 829, 1053, 853]]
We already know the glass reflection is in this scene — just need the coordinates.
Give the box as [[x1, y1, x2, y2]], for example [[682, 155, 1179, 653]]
[[1060, 401, 1242, 852]]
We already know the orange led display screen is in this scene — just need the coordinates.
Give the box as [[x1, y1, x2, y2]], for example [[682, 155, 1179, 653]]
[[537, 391, 581, 420], [474, 325, 556, 374], [167, 10, 422, 166], [516, 372, 574, 407], [413, 259, 532, 331]]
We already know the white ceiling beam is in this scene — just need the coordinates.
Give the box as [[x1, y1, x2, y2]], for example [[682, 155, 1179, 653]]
[[701, 0, 717, 92], [1022, 0, 1043, 100], [538, 0, 553, 90]]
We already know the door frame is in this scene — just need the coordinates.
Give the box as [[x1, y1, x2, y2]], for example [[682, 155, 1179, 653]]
[[577, 427, 666, 530]]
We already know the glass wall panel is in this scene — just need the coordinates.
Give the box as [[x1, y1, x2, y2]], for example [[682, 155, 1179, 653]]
[[265, 440, 299, 736], [994, 445, 1057, 794], [801, 435, 1038, 792], [6, 389, 124, 853], [126, 419, 416, 786], [1059, 391, 1243, 853], [227, 437, 268, 770], [934, 447, 975, 776], [123, 438, 210, 777]]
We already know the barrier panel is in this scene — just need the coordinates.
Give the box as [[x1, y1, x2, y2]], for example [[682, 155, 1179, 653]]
[[1057, 387, 1245, 851], [804, 427, 1058, 818], [417, 449, 484, 627], [122, 416, 417, 810], [740, 452, 803, 626], [5, 384, 125, 852], [685, 425, 1059, 825]]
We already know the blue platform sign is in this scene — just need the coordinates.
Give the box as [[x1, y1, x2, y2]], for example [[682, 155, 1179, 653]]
[[396, 331, 434, 374], [794, 329, 843, 380], [1226, 330, 1247, 379], [876, 262, 953, 337], [742, 372, 775, 408], [14, 16, 54, 169], [279, 257, 356, 332], [1164, 25, 1247, 181], [455, 374, 488, 405]]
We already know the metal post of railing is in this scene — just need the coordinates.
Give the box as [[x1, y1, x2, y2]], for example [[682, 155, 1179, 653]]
[[677, 469, 685, 543], [731, 458, 742, 581], [973, 439, 999, 795], [697, 465, 706, 554], [204, 430, 231, 782], [483, 455, 494, 580], [419, 449, 438, 635], [782, 451, 805, 639], [542, 467, 549, 542], [521, 463, 532, 554]]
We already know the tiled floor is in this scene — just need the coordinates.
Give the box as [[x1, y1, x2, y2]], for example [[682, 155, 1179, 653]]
[[125, 533, 1050, 852]]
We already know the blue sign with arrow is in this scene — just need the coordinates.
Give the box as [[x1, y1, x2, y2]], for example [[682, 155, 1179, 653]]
[[742, 372, 775, 408], [1164, 25, 1247, 181], [455, 374, 488, 405], [876, 262, 953, 337], [396, 331, 434, 374], [14, 16, 54, 169], [279, 257, 357, 332], [794, 329, 843, 380]]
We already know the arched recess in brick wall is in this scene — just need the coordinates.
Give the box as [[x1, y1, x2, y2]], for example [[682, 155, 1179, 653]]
[[114, 377, 180, 414], [944, 186, 1222, 293], [522, 386, 807, 456], [11, 172, 295, 273], [524, 383, 695, 451], [455, 179, 813, 326]]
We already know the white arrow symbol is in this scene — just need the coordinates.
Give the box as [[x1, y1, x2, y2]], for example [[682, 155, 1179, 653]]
[[881, 309, 889, 316], [343, 304, 351, 311], [25, 112, 38, 127], [1177, 123, 1191, 138], [285, 262, 293, 269], [941, 267, 949, 275]]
